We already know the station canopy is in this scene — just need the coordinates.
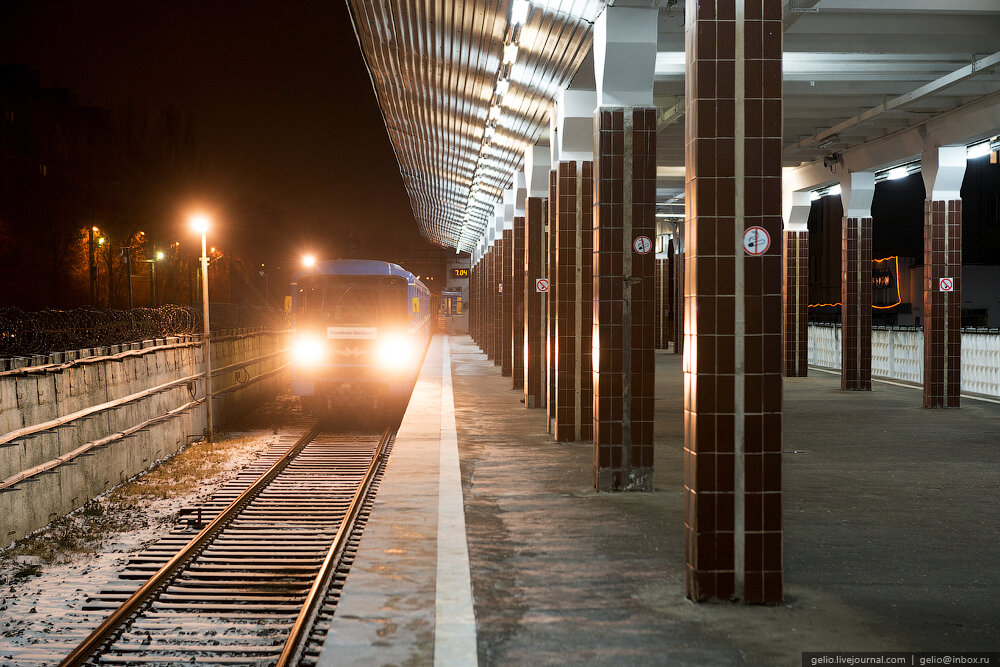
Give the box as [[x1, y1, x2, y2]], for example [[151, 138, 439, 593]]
[[344, 0, 1000, 252]]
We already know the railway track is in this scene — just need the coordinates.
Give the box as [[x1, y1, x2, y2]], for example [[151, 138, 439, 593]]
[[55, 423, 394, 666]]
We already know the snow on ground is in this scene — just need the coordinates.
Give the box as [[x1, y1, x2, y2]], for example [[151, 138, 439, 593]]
[[0, 395, 303, 666]]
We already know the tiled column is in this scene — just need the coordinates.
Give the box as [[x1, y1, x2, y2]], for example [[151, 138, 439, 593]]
[[471, 261, 479, 346], [667, 238, 677, 350], [512, 216, 526, 389], [592, 106, 656, 491], [482, 248, 493, 359], [840, 172, 874, 391], [674, 237, 685, 356], [501, 230, 513, 377], [683, 0, 784, 604], [782, 231, 808, 376], [922, 145, 966, 408], [524, 197, 547, 408], [655, 255, 669, 349], [488, 241, 500, 364], [547, 170, 558, 431], [493, 236, 503, 367], [555, 160, 594, 442], [782, 190, 810, 377]]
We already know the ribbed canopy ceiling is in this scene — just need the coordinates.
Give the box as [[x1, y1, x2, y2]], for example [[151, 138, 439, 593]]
[[345, 0, 602, 252]]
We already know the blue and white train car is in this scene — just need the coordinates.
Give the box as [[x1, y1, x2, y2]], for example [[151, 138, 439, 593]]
[[287, 259, 431, 418]]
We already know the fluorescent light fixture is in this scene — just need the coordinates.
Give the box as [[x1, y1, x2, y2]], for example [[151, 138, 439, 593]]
[[484, 124, 496, 141], [654, 213, 685, 219], [510, 0, 530, 26], [809, 191, 820, 201], [829, 184, 842, 196], [967, 141, 992, 160], [502, 43, 519, 65], [489, 105, 502, 122], [887, 166, 909, 180], [494, 78, 510, 99]]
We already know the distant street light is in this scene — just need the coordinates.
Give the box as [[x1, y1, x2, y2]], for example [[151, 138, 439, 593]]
[[140, 250, 165, 307], [190, 214, 214, 442], [302, 254, 316, 268]]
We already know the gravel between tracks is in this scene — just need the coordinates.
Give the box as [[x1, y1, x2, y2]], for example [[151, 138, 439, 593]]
[[0, 395, 301, 665]]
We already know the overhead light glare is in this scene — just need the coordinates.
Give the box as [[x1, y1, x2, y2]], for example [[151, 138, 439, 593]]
[[511, 0, 530, 26], [967, 141, 992, 160], [887, 166, 909, 180], [829, 184, 842, 196]]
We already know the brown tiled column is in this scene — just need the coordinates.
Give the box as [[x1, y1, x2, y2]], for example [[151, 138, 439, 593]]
[[782, 230, 808, 377], [487, 241, 499, 363], [547, 170, 558, 431], [683, 0, 784, 604], [480, 248, 493, 359], [555, 160, 594, 442], [673, 238, 684, 356], [841, 216, 871, 390], [922, 146, 966, 408], [592, 106, 656, 491], [923, 200, 961, 407], [494, 237, 504, 367], [471, 261, 479, 346], [839, 172, 874, 391], [655, 256, 669, 349], [512, 216, 526, 389], [524, 198, 547, 407], [501, 230, 513, 377], [667, 238, 677, 350]]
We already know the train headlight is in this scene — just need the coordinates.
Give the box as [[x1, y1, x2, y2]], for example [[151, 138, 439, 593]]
[[292, 335, 325, 365], [377, 333, 413, 370]]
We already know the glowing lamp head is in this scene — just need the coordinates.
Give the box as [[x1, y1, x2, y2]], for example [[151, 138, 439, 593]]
[[155, 251, 165, 260], [190, 214, 210, 234], [302, 254, 317, 268], [292, 334, 325, 366]]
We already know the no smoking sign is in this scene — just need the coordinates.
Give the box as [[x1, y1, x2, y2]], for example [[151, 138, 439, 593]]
[[743, 226, 770, 256], [939, 277, 954, 292], [535, 278, 549, 293]]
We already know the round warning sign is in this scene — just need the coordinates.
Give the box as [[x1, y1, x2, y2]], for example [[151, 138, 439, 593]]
[[743, 226, 770, 256], [535, 278, 549, 293], [633, 235, 652, 255], [939, 277, 954, 292]]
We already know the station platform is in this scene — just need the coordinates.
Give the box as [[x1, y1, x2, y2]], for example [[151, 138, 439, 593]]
[[318, 335, 999, 666]]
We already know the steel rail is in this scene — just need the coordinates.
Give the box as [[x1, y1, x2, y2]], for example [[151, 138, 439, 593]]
[[276, 424, 394, 666], [58, 423, 322, 667]]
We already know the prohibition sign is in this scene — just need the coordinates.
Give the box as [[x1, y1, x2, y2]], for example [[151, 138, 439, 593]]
[[939, 277, 954, 292], [743, 226, 770, 256], [535, 278, 550, 293], [633, 235, 652, 254]]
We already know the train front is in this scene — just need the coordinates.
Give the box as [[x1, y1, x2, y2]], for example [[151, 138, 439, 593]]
[[288, 264, 424, 419]]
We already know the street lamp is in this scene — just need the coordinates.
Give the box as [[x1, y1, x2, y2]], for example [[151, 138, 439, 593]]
[[140, 250, 166, 307], [302, 253, 316, 268], [190, 214, 214, 442]]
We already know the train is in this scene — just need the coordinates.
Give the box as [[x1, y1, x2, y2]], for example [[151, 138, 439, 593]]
[[287, 259, 431, 419]]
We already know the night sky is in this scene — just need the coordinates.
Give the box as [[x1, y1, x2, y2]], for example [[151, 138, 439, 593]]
[[0, 0, 440, 266]]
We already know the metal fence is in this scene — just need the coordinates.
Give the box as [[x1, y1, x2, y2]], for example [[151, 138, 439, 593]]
[[0, 304, 288, 357]]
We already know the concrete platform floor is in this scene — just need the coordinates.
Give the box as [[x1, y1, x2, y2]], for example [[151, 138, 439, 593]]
[[328, 335, 1000, 665]]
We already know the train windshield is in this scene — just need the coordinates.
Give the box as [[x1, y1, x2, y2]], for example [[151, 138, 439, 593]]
[[297, 275, 408, 326]]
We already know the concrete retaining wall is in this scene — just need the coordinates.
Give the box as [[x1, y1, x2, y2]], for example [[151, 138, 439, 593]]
[[0, 331, 289, 549]]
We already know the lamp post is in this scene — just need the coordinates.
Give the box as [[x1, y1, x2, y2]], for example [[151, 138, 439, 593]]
[[140, 250, 165, 306], [191, 214, 214, 442]]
